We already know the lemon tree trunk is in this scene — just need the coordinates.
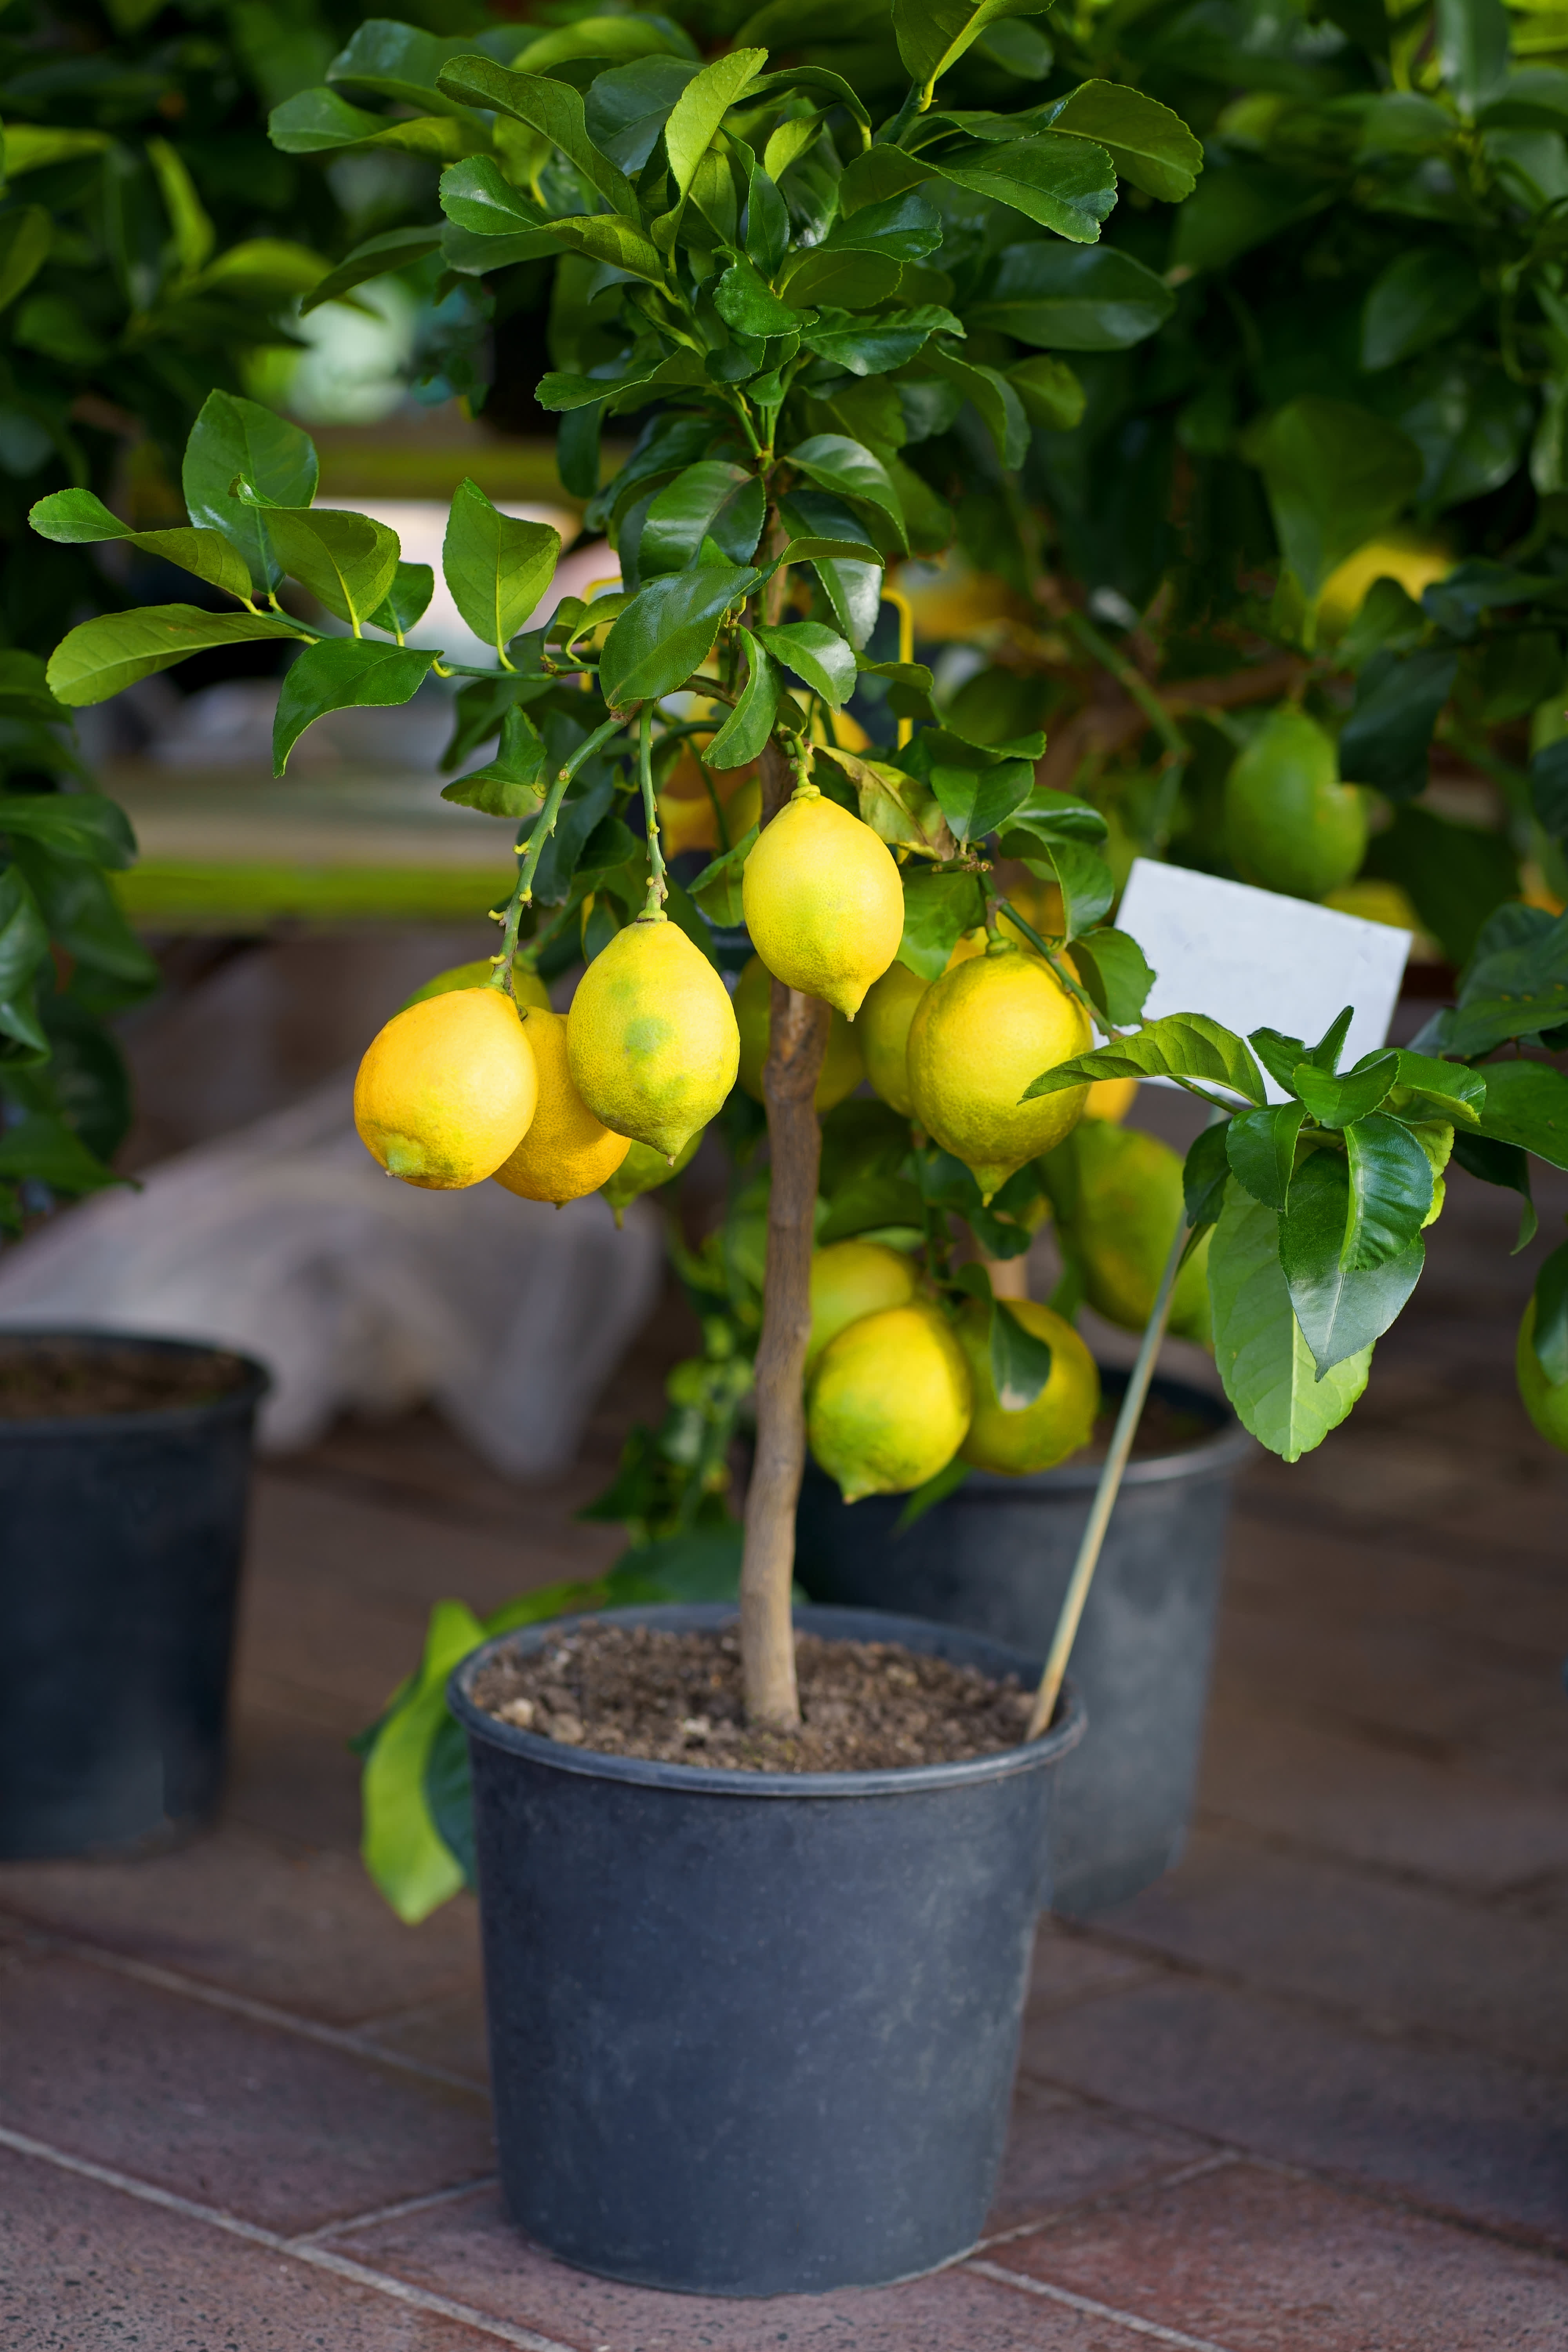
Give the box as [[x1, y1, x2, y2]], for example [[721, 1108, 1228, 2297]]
[[740, 744, 829, 1727]]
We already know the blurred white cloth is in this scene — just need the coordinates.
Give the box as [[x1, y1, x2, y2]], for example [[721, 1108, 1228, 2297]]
[[0, 1073, 663, 1473]]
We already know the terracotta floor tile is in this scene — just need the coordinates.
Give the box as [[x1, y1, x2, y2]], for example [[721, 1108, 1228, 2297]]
[[0, 2144, 496, 2352], [985, 2075, 1215, 2238], [1022, 1976, 1568, 2245], [0, 1951, 493, 2236], [361, 1989, 492, 2088], [327, 2180, 1140, 2349], [226, 1694, 367, 1853], [994, 2157, 1568, 2351], [1029, 1920, 1161, 2011], [0, 1824, 479, 2028]]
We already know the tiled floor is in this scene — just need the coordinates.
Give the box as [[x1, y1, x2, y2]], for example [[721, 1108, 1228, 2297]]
[[3, 1164, 1566, 2349]]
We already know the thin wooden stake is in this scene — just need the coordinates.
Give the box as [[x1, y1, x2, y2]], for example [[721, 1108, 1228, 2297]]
[[1024, 1207, 1191, 1741]]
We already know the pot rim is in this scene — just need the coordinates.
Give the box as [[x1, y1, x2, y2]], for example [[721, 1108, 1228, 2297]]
[[450, 1601, 1084, 1798], [0, 1325, 269, 1439], [957, 1365, 1252, 1495]]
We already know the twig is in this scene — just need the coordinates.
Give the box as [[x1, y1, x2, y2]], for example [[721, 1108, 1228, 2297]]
[[637, 702, 668, 909], [488, 715, 626, 988]]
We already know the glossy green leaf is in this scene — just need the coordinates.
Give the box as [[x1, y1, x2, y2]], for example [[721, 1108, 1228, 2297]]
[[1450, 1131, 1537, 1249], [1291, 1050, 1399, 1129], [1172, 154, 1330, 275], [0, 793, 135, 869], [930, 754, 1034, 844], [1343, 1111, 1434, 1268], [548, 212, 668, 283], [777, 494, 884, 646], [894, 0, 1053, 98], [599, 562, 756, 710], [753, 621, 855, 707], [1184, 1120, 1232, 1232], [435, 55, 639, 214], [253, 505, 401, 632], [437, 157, 547, 239], [705, 628, 780, 768], [786, 434, 907, 550], [1435, 0, 1510, 113], [921, 345, 1028, 468], [714, 254, 802, 336], [1007, 354, 1086, 427], [822, 191, 942, 263], [442, 480, 559, 658], [689, 821, 759, 922], [991, 1295, 1053, 1408], [360, 1598, 485, 1924], [1017, 840, 1114, 940], [1024, 1013, 1267, 1105], [585, 56, 701, 171], [269, 87, 483, 158], [1225, 1102, 1307, 1210], [1339, 649, 1459, 801], [641, 462, 765, 576], [854, 655, 940, 724], [0, 864, 50, 1056], [327, 17, 515, 110], [536, 351, 709, 414], [1385, 1049, 1486, 1125], [1361, 247, 1483, 372], [46, 606, 301, 706], [368, 563, 435, 641], [936, 132, 1116, 245], [299, 227, 444, 316], [0, 1107, 118, 1194], [781, 247, 903, 312], [802, 307, 960, 377], [1530, 1239, 1568, 1383], [973, 242, 1175, 350], [663, 47, 766, 202], [1251, 396, 1424, 610], [1280, 1145, 1423, 1376], [182, 392, 318, 595], [273, 639, 441, 775], [1070, 926, 1154, 1025], [441, 706, 547, 816], [818, 1174, 927, 1245], [1208, 1180, 1373, 1460], [440, 220, 558, 276], [897, 867, 989, 980], [30, 488, 253, 603], [0, 207, 50, 314], [512, 16, 697, 73], [1471, 1056, 1568, 1171], [1044, 79, 1203, 201]]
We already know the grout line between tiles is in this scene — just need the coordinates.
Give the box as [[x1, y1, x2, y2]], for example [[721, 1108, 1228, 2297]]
[[4, 1923, 489, 2096], [966, 2257, 1239, 2352], [0, 2124, 572, 2352], [286, 2173, 501, 2247], [972, 2152, 1241, 2254]]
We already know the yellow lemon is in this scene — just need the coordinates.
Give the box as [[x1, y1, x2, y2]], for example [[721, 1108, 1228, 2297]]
[[956, 1297, 1100, 1475], [1517, 1296, 1568, 1452], [1066, 1121, 1212, 1345], [858, 960, 926, 1116], [354, 987, 537, 1190], [600, 1127, 703, 1226], [907, 943, 1092, 1201], [567, 911, 739, 1160], [734, 954, 865, 1112], [742, 786, 904, 1019], [806, 1240, 919, 1373], [1083, 1077, 1138, 1123], [401, 957, 550, 1013], [491, 1008, 630, 1205], [1225, 708, 1368, 901], [808, 1301, 972, 1502], [1318, 530, 1452, 641]]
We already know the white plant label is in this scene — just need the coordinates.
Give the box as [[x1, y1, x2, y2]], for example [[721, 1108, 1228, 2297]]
[[1115, 859, 1412, 1100]]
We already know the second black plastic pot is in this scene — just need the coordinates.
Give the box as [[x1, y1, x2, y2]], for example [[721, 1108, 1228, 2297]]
[[450, 1602, 1083, 2298], [794, 1370, 1251, 1917]]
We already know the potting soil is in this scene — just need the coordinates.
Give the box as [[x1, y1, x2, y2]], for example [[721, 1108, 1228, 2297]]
[[0, 1338, 252, 1417]]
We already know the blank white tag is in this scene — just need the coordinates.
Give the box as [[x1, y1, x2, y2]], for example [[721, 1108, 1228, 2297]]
[[1114, 859, 1412, 1102]]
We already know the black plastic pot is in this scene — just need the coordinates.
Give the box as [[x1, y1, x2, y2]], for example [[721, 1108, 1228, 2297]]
[[0, 1330, 268, 1860], [450, 1601, 1083, 2297], [794, 1370, 1251, 1918]]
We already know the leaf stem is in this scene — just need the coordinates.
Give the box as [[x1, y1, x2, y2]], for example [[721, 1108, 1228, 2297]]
[[638, 701, 668, 911], [995, 894, 1108, 1029], [488, 714, 627, 989]]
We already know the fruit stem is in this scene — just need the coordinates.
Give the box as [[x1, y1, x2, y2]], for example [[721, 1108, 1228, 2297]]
[[489, 715, 627, 987], [637, 701, 668, 911]]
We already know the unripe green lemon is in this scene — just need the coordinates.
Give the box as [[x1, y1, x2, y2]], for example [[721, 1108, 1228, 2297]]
[[492, 1008, 630, 1206], [600, 1129, 703, 1225], [907, 942, 1092, 1201], [808, 1301, 972, 1502], [401, 957, 550, 1013], [1066, 1122, 1212, 1345], [858, 959, 927, 1116], [567, 912, 739, 1160], [1517, 1296, 1568, 1452], [734, 955, 865, 1112], [806, 1240, 919, 1373], [742, 786, 904, 1018], [1317, 529, 1452, 641], [1224, 708, 1368, 902], [354, 987, 538, 1190], [956, 1297, 1100, 1475]]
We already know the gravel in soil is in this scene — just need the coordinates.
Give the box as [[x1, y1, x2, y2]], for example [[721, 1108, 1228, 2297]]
[[0, 1339, 252, 1417], [470, 1623, 1035, 1773]]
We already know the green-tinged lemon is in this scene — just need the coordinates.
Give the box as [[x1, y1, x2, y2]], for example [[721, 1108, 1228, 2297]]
[[354, 986, 537, 1190], [742, 786, 904, 1019], [1224, 708, 1368, 902], [907, 942, 1092, 1201], [568, 912, 739, 1160], [808, 1301, 972, 1502], [858, 960, 927, 1117], [1067, 1122, 1212, 1345], [401, 957, 550, 1013], [492, 1007, 630, 1206], [735, 954, 865, 1112], [600, 1128, 703, 1226], [807, 1240, 920, 1373], [1517, 1296, 1568, 1452], [1317, 530, 1452, 641], [956, 1297, 1100, 1475]]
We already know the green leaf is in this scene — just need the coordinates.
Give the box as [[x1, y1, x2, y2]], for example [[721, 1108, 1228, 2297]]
[[328, 16, 508, 110], [1208, 1180, 1373, 1460], [1450, 1130, 1536, 1249], [1338, 650, 1458, 801], [252, 505, 401, 633], [786, 435, 907, 551], [897, 867, 989, 980], [368, 563, 435, 641], [585, 55, 702, 172], [854, 655, 939, 724], [1069, 926, 1154, 1024], [269, 86, 477, 156], [1280, 1146, 1423, 1376], [1044, 79, 1203, 201], [929, 753, 1034, 844], [972, 242, 1175, 351], [1471, 1057, 1568, 1171], [299, 227, 443, 315], [1250, 397, 1424, 611], [755, 622, 855, 708], [0, 207, 50, 314], [641, 462, 765, 577], [536, 351, 710, 415], [817, 1173, 927, 1244], [823, 190, 943, 263], [183, 391, 319, 596], [1014, 841, 1113, 940], [935, 132, 1116, 245], [547, 211, 668, 283], [0, 865, 48, 1057], [801, 307, 956, 377], [1024, 1014, 1268, 1105], [0, 1108, 118, 1194], [662, 47, 766, 203], [1184, 1120, 1232, 1232], [30, 488, 253, 603], [1386, 1048, 1486, 1125], [1361, 247, 1485, 372], [1226, 1102, 1307, 1211], [1291, 1050, 1399, 1129], [1344, 1111, 1434, 1268], [273, 640, 441, 776], [921, 345, 1027, 468], [441, 706, 547, 816], [0, 793, 135, 870], [441, 480, 558, 659], [361, 1597, 486, 1924], [782, 247, 902, 312], [705, 629, 780, 768], [715, 253, 802, 336], [434, 55, 639, 215], [599, 562, 756, 710], [777, 494, 884, 648], [1529, 1239, 1568, 1384], [991, 1294, 1053, 1408], [689, 820, 759, 922], [1435, 0, 1510, 114], [893, 0, 1053, 98], [1172, 155, 1331, 275], [1532, 740, 1568, 842], [46, 606, 301, 707], [437, 157, 547, 239]]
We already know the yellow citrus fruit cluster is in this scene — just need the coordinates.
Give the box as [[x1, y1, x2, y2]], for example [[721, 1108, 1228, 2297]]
[[354, 917, 738, 1208], [804, 1240, 1100, 1499]]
